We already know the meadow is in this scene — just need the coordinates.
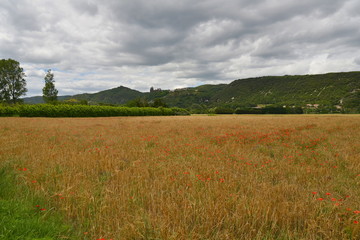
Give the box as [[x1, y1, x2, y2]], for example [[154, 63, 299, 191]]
[[0, 115, 359, 239]]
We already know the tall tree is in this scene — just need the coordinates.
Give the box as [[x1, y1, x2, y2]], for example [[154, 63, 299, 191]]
[[42, 69, 58, 103], [0, 59, 27, 104]]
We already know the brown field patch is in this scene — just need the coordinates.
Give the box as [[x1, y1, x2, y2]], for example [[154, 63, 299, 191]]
[[1, 115, 360, 239]]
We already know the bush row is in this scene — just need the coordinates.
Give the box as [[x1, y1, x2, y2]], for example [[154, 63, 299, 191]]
[[0, 104, 189, 117], [235, 106, 304, 114], [0, 105, 19, 116], [214, 106, 304, 114]]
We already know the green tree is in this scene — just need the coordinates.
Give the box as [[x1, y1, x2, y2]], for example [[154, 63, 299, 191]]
[[0, 59, 27, 104], [190, 103, 206, 114], [152, 98, 167, 108], [125, 98, 149, 107], [343, 91, 360, 113], [42, 69, 58, 103]]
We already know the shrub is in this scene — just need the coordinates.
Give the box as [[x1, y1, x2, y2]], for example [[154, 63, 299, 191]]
[[0, 105, 18, 116], [0, 104, 189, 117], [235, 106, 304, 114], [170, 107, 190, 115], [214, 107, 234, 114]]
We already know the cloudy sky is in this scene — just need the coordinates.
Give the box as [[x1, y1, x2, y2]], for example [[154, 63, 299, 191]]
[[1, 0, 360, 96]]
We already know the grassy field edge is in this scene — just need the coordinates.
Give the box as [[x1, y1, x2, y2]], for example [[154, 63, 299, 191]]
[[0, 163, 79, 240]]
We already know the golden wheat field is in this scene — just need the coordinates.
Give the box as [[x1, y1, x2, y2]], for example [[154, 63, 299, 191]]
[[1, 115, 360, 240]]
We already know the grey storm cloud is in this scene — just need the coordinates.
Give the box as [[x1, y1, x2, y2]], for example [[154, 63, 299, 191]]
[[0, 0, 359, 96]]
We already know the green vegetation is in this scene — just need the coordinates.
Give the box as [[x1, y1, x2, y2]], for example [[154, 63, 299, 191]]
[[214, 106, 234, 114], [21, 96, 72, 104], [0, 104, 18, 116], [125, 97, 168, 108], [0, 165, 74, 239], [23, 71, 360, 114], [72, 86, 143, 105], [160, 84, 227, 108], [0, 104, 189, 117], [212, 72, 360, 109], [161, 72, 360, 113], [0, 59, 27, 104], [235, 106, 304, 114], [342, 91, 360, 113], [42, 70, 58, 104]]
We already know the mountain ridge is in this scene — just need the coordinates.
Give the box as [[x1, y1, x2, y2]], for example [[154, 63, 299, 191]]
[[23, 71, 360, 112]]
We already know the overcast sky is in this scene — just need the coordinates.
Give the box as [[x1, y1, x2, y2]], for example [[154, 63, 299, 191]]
[[1, 0, 360, 96]]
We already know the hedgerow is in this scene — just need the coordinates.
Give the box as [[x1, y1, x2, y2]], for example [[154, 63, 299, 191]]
[[0, 104, 189, 117], [0, 105, 19, 116]]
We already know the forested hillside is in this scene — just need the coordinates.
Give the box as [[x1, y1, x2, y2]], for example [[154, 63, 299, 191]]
[[23, 71, 360, 113]]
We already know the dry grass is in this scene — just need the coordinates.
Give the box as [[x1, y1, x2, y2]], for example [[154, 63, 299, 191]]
[[1, 115, 360, 239]]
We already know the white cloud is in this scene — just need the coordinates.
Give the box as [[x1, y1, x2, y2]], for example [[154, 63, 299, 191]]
[[0, 0, 359, 97]]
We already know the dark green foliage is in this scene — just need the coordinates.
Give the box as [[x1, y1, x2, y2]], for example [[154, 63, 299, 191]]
[[189, 103, 208, 114], [234, 106, 304, 114], [125, 98, 150, 107], [152, 98, 167, 107], [212, 72, 360, 108], [42, 69, 58, 103], [343, 91, 360, 113], [262, 106, 288, 114], [0, 104, 189, 117], [162, 84, 227, 108], [73, 86, 143, 105], [145, 88, 170, 100], [234, 108, 263, 114], [169, 107, 190, 116], [0, 59, 27, 104], [286, 106, 304, 114], [126, 97, 168, 108], [214, 107, 234, 114], [22, 72, 360, 113]]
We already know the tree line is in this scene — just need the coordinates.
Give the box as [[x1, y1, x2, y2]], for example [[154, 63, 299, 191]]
[[0, 59, 58, 104]]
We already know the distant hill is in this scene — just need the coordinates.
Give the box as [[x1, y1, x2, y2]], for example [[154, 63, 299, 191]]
[[211, 72, 360, 106], [23, 86, 142, 105], [23, 71, 360, 112], [72, 86, 143, 105], [22, 95, 72, 104], [160, 84, 227, 108]]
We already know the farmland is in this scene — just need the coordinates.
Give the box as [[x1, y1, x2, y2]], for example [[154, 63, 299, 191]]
[[0, 115, 360, 239]]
